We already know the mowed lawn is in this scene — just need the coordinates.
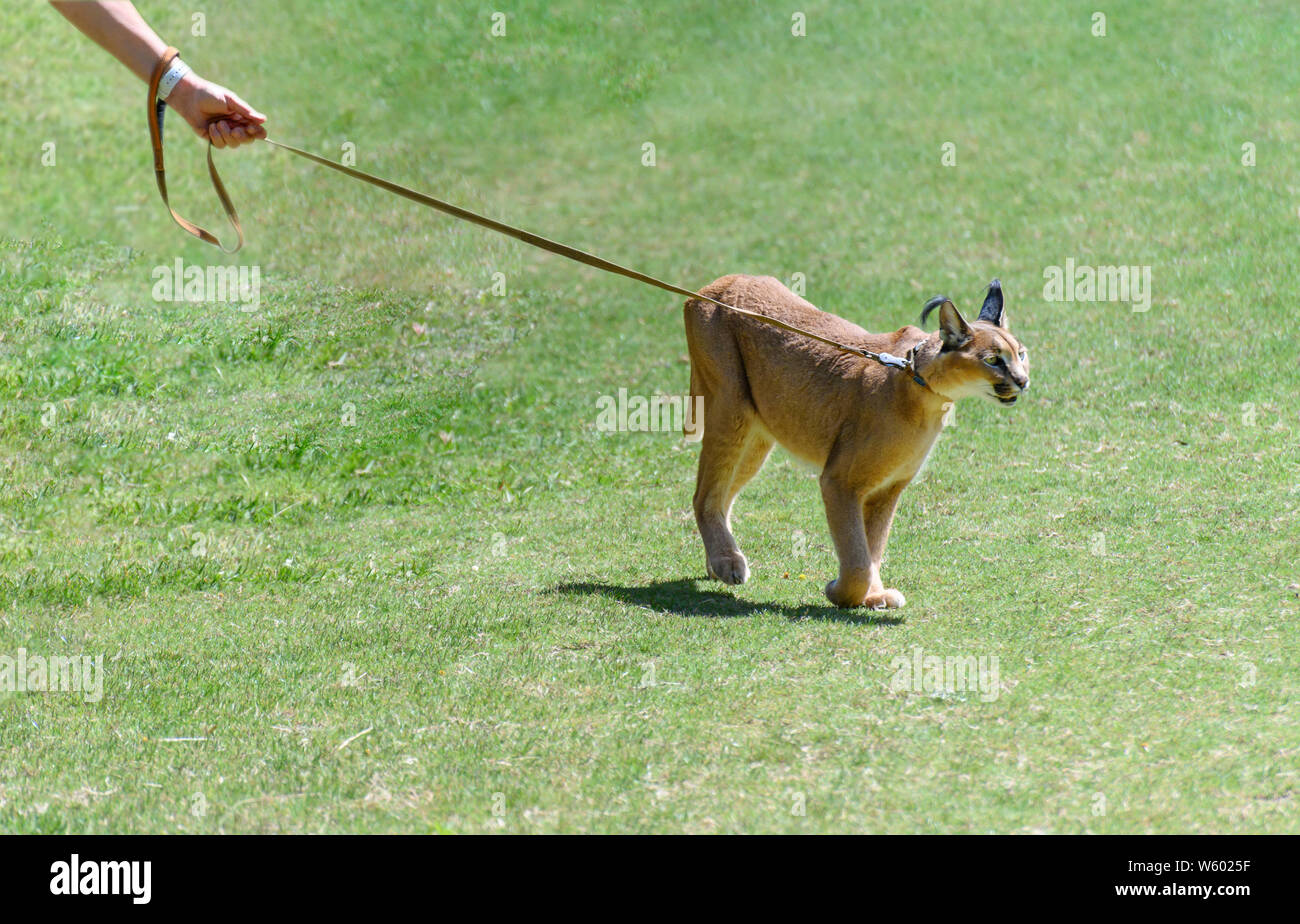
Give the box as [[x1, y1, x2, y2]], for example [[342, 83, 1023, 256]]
[[0, 1, 1296, 833]]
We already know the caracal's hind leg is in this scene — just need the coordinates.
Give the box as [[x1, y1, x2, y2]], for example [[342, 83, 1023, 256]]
[[707, 430, 775, 582], [692, 389, 760, 585], [684, 281, 763, 585]]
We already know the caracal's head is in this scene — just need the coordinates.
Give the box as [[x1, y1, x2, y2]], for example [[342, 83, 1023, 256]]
[[919, 280, 1030, 406]]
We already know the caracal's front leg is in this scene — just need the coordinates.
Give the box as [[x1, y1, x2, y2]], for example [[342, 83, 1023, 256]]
[[861, 482, 907, 609], [820, 471, 875, 608]]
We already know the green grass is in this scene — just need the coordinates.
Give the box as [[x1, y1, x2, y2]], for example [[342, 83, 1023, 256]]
[[0, 0, 1296, 833]]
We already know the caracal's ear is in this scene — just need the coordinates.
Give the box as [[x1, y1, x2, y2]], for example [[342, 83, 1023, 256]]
[[921, 295, 971, 349], [977, 278, 1007, 327]]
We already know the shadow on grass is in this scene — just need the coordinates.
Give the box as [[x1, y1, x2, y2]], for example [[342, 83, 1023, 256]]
[[552, 578, 903, 625]]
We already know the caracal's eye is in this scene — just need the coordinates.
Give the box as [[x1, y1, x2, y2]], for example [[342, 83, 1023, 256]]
[[1018, 350, 1027, 362], [984, 355, 1000, 366]]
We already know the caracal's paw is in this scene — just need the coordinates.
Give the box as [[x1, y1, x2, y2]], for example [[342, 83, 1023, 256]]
[[707, 550, 750, 585], [864, 588, 906, 610], [825, 581, 906, 610]]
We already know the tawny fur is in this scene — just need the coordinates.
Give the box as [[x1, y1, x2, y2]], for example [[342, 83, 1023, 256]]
[[683, 274, 1030, 609]]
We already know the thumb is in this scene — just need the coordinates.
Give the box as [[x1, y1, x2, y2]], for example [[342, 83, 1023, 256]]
[[224, 91, 266, 124]]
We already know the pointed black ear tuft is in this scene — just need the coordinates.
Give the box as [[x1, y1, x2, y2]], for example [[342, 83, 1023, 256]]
[[920, 295, 951, 327], [977, 278, 1005, 326]]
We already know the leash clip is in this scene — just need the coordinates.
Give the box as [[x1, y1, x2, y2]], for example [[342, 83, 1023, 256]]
[[875, 351, 910, 370]]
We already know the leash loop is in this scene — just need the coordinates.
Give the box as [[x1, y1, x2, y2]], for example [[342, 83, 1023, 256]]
[[147, 47, 243, 253]]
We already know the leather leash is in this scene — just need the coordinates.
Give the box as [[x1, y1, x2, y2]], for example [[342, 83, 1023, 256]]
[[147, 47, 243, 253], [146, 52, 931, 388]]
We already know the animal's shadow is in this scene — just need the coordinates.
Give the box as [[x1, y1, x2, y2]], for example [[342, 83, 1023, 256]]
[[551, 578, 904, 625]]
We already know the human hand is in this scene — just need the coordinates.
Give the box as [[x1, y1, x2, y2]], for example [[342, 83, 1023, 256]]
[[167, 72, 266, 149]]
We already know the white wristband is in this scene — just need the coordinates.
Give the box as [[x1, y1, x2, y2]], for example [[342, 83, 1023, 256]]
[[156, 59, 192, 101]]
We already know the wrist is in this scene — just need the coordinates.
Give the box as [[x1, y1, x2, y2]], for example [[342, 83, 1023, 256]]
[[156, 57, 194, 102], [166, 70, 202, 113]]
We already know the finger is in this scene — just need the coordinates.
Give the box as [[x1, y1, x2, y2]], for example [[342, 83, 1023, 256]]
[[225, 92, 266, 124], [209, 120, 232, 149], [245, 122, 268, 141], [228, 124, 249, 147], [228, 114, 265, 132]]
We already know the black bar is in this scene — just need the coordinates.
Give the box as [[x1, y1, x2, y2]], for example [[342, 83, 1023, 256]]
[[1, 834, 1285, 912]]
